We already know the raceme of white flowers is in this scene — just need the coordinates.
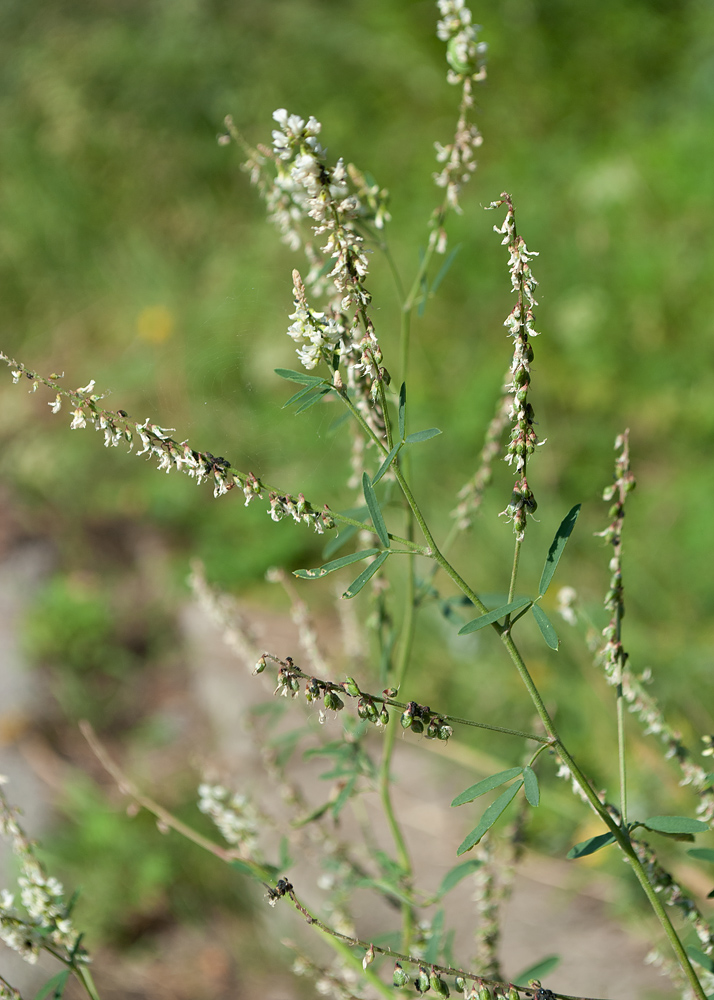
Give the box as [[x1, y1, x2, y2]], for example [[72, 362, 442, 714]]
[[197, 783, 259, 853], [0, 783, 87, 968]]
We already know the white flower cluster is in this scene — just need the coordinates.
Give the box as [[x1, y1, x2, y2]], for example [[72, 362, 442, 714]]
[[0, 786, 86, 968], [431, 0, 486, 243], [491, 196, 541, 476], [2, 354, 337, 535], [197, 783, 259, 853], [288, 270, 345, 370]]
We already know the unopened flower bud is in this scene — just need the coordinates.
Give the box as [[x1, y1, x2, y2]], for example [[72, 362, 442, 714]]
[[254, 656, 266, 674], [400, 710, 413, 730], [378, 706, 390, 726], [478, 986, 492, 1000], [362, 944, 375, 969], [410, 718, 424, 734], [343, 677, 361, 698], [454, 978, 466, 993]]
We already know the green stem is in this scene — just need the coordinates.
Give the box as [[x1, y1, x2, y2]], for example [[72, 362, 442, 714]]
[[75, 966, 102, 1000], [391, 464, 489, 616], [507, 537, 522, 604]]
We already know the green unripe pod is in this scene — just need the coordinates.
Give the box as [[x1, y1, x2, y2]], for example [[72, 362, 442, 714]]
[[430, 971, 450, 998], [393, 964, 409, 988], [416, 967, 430, 993], [324, 690, 344, 711]]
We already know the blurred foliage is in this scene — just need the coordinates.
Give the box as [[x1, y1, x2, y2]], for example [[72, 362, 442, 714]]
[[41, 776, 250, 946], [22, 571, 172, 724], [2, 0, 714, 950]]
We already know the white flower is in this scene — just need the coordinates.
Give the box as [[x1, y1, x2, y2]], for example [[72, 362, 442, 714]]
[[70, 408, 86, 430]]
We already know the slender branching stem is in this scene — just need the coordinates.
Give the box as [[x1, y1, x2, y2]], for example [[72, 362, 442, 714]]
[[285, 887, 609, 1000]]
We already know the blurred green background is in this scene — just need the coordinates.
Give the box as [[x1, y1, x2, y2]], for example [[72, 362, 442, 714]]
[[2, 0, 714, 987]]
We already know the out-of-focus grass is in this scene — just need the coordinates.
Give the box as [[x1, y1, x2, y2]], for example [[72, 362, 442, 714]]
[[3, 0, 714, 948]]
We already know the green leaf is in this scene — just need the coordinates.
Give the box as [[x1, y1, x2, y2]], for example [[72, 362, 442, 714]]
[[538, 504, 581, 596], [642, 815, 710, 835], [422, 908, 445, 964], [429, 243, 462, 296], [292, 802, 332, 827], [451, 767, 523, 807], [294, 548, 380, 579], [331, 775, 356, 819], [566, 832, 616, 859], [522, 766, 540, 807], [353, 876, 414, 907], [436, 859, 483, 898], [688, 946, 714, 974], [405, 427, 442, 444], [531, 604, 560, 650], [274, 367, 326, 386], [294, 386, 332, 414], [282, 383, 319, 408], [458, 599, 532, 635], [322, 523, 360, 560], [230, 858, 280, 882], [398, 382, 406, 440], [33, 972, 70, 1000], [513, 955, 561, 987], [456, 781, 523, 855], [362, 472, 390, 548], [688, 848, 714, 863], [373, 441, 403, 485], [343, 551, 390, 599]]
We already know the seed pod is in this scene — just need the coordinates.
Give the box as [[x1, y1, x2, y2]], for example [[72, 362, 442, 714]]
[[430, 970, 450, 997], [254, 656, 266, 675], [426, 719, 440, 739], [393, 963, 409, 988], [305, 678, 322, 702], [400, 710, 413, 729], [378, 706, 390, 726], [343, 677, 361, 698], [410, 718, 424, 734], [289, 675, 301, 693], [416, 967, 430, 993], [477, 985, 492, 1000], [438, 724, 453, 741], [506, 987, 519, 1000], [324, 690, 344, 711], [454, 978, 466, 993]]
